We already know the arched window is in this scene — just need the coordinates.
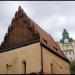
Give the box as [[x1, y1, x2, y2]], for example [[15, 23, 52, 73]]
[[51, 63, 53, 74], [23, 61, 26, 74]]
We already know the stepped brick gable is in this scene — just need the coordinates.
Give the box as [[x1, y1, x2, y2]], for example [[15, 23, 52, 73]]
[[0, 6, 70, 74], [0, 6, 69, 62], [0, 6, 37, 49]]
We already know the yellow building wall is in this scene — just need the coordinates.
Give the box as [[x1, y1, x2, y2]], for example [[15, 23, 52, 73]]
[[42, 47, 70, 74], [0, 42, 70, 74], [0, 43, 41, 74]]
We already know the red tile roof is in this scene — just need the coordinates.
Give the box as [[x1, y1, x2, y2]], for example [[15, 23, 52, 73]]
[[0, 6, 69, 62]]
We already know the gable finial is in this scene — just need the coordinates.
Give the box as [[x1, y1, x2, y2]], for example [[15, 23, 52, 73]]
[[18, 5, 22, 11]]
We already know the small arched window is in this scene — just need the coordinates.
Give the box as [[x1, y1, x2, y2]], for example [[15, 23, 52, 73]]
[[23, 61, 26, 74], [51, 63, 53, 74]]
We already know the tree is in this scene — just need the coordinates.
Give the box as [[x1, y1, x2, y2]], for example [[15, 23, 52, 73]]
[[70, 59, 75, 74]]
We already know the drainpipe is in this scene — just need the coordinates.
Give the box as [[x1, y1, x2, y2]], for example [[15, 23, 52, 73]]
[[40, 44, 43, 74]]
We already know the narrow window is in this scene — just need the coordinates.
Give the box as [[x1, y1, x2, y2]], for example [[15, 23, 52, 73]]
[[69, 51, 71, 55], [65, 51, 67, 55], [6, 64, 8, 74], [70, 57, 72, 61], [23, 61, 26, 74], [73, 51, 74, 55], [51, 63, 53, 74]]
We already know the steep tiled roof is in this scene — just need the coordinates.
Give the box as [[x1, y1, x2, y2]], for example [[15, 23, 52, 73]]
[[30, 19, 69, 62], [0, 6, 69, 62]]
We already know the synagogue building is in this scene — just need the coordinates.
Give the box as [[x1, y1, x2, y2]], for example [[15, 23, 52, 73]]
[[0, 6, 70, 74]]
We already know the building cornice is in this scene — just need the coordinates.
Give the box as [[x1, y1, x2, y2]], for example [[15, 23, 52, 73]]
[[0, 37, 40, 53]]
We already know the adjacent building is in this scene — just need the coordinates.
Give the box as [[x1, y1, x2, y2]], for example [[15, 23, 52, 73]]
[[59, 29, 75, 62], [0, 6, 70, 74]]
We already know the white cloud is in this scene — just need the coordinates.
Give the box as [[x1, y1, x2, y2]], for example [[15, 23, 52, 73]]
[[0, 1, 75, 44]]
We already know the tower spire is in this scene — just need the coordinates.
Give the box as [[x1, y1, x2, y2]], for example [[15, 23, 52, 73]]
[[60, 29, 73, 44]]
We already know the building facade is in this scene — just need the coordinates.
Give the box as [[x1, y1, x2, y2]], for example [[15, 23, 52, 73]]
[[0, 6, 70, 74], [59, 29, 75, 62]]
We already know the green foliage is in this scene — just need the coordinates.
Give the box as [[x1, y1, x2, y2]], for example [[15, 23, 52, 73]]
[[70, 59, 75, 74]]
